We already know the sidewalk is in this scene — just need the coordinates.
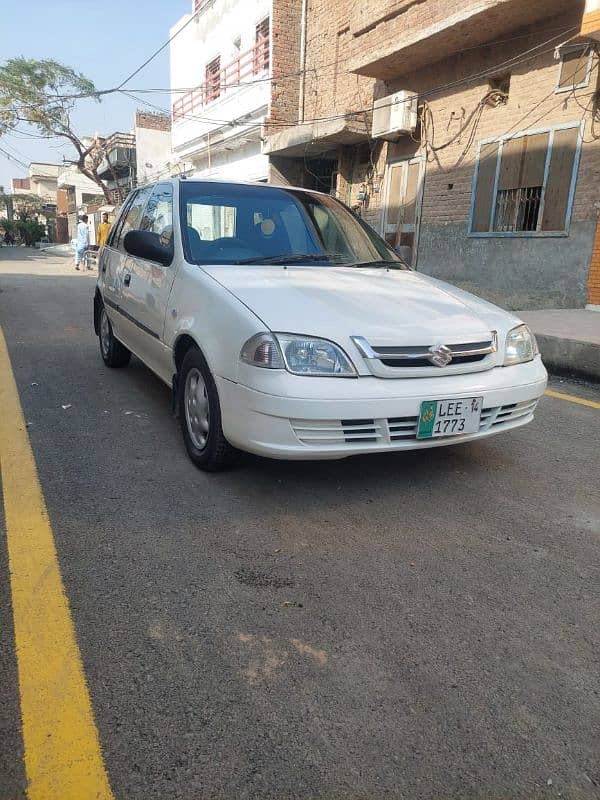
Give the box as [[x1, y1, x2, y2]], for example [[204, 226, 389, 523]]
[[519, 309, 600, 381], [0, 245, 76, 276]]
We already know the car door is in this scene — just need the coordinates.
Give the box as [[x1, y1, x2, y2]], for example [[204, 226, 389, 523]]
[[100, 186, 152, 347], [118, 183, 176, 382], [99, 191, 135, 340]]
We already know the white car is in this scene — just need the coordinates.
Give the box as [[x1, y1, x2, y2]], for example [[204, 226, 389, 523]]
[[94, 179, 547, 471]]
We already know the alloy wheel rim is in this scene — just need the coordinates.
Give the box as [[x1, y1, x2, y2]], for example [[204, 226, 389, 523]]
[[185, 368, 210, 450], [100, 309, 111, 357]]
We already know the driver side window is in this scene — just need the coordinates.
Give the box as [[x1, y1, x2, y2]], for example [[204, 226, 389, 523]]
[[115, 187, 152, 253], [141, 184, 174, 249]]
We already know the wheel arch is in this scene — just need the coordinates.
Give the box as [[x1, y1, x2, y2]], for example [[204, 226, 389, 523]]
[[173, 333, 205, 374]]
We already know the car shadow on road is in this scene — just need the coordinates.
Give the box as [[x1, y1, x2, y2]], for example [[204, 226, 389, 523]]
[[123, 352, 516, 494]]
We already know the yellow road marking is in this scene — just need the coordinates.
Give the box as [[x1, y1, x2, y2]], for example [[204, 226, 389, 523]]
[[544, 389, 600, 410], [0, 326, 114, 800]]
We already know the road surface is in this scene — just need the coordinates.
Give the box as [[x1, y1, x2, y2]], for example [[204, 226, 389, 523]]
[[1, 247, 599, 799]]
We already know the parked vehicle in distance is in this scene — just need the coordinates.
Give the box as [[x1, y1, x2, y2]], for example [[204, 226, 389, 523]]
[[94, 179, 547, 470]]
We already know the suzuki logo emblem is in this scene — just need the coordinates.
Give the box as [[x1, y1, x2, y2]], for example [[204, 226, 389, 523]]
[[428, 343, 453, 367]]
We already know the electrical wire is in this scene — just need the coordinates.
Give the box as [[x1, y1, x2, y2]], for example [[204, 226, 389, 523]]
[[0, 145, 28, 169], [117, 30, 578, 138], [0, 23, 578, 115], [115, 10, 202, 90]]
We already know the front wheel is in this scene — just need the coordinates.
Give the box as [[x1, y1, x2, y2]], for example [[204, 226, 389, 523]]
[[99, 305, 131, 368], [178, 347, 237, 471]]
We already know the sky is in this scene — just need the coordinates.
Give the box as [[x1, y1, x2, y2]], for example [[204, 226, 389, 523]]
[[0, 0, 190, 191]]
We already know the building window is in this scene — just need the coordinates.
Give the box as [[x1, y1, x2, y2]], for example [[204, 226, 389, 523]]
[[254, 17, 270, 74], [556, 46, 592, 92], [205, 57, 221, 103], [470, 123, 581, 236]]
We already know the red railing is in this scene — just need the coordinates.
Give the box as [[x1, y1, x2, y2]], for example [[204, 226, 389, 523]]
[[173, 33, 270, 122], [194, 0, 213, 12]]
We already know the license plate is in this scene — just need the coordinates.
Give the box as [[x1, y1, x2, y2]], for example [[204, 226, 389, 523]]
[[417, 396, 483, 439]]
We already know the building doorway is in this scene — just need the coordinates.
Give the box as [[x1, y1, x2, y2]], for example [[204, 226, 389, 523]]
[[383, 156, 424, 266], [304, 158, 338, 195]]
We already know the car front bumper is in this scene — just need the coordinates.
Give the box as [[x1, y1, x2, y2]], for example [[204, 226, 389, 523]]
[[216, 357, 548, 460]]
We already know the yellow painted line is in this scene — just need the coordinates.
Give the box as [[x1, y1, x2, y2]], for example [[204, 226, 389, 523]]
[[544, 388, 600, 410], [0, 326, 114, 800]]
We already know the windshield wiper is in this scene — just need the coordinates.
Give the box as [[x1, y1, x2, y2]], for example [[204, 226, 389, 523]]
[[234, 253, 339, 265], [347, 260, 409, 270]]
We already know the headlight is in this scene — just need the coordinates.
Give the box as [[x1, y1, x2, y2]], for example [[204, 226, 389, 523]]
[[240, 333, 356, 376], [504, 324, 538, 366]]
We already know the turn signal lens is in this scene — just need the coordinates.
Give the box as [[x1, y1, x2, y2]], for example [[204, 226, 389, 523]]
[[240, 333, 284, 369]]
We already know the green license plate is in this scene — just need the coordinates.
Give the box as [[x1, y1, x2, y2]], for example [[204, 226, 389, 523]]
[[417, 397, 483, 439]]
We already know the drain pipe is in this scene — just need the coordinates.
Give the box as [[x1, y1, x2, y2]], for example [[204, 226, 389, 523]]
[[298, 0, 308, 123]]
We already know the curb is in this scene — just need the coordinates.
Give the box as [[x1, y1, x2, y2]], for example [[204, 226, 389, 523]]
[[536, 334, 600, 382]]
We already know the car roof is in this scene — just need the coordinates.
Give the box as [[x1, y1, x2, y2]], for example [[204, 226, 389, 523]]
[[134, 177, 329, 198]]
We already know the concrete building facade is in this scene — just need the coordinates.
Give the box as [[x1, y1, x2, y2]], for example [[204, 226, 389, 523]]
[[57, 163, 103, 240], [135, 112, 172, 185], [170, 0, 272, 181], [265, 0, 600, 309]]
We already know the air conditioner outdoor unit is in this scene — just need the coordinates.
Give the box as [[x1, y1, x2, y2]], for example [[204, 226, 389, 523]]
[[372, 91, 418, 140]]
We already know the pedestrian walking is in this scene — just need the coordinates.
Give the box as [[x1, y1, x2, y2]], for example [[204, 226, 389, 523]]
[[96, 211, 111, 248], [75, 215, 89, 271]]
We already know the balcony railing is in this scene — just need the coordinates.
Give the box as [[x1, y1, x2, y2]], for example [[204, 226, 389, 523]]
[[172, 35, 269, 123], [194, 0, 214, 13]]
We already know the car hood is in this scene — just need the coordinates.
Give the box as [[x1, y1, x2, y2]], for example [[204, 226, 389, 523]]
[[202, 264, 520, 346]]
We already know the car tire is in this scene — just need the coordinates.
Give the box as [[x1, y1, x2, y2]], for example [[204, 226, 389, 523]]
[[178, 346, 237, 471], [99, 304, 131, 368]]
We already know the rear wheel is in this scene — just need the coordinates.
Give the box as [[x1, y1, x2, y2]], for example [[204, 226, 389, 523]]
[[99, 305, 131, 368], [178, 347, 237, 471]]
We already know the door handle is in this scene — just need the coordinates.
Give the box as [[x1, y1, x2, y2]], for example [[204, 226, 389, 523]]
[[124, 273, 131, 287]]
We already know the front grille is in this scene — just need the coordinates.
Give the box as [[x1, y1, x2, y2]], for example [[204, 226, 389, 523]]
[[371, 339, 495, 368], [380, 353, 486, 367], [350, 334, 498, 377], [291, 399, 538, 448], [291, 419, 384, 445]]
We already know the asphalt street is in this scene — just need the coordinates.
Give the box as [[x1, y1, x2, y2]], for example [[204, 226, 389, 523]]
[[1, 247, 599, 800]]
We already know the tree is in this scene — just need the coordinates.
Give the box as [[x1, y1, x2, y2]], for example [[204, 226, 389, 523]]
[[0, 58, 112, 202], [10, 192, 42, 221], [16, 219, 45, 246]]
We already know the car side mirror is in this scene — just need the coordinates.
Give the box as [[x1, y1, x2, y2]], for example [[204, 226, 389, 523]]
[[123, 229, 173, 266]]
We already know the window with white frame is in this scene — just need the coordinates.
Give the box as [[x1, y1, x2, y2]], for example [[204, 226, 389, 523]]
[[556, 45, 593, 92], [469, 123, 581, 236]]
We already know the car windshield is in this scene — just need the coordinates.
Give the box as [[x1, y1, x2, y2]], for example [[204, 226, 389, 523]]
[[179, 181, 408, 268]]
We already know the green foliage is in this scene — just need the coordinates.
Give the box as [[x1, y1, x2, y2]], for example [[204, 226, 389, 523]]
[[11, 192, 43, 221], [15, 219, 45, 246], [0, 58, 111, 200], [0, 57, 98, 137]]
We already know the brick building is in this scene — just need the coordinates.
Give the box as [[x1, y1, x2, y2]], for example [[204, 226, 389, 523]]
[[265, 0, 600, 309]]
